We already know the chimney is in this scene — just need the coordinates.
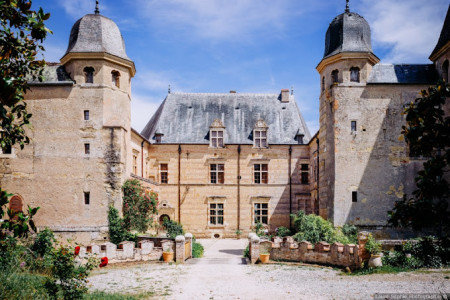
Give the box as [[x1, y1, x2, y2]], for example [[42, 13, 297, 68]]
[[281, 89, 289, 102], [230, 90, 236, 94]]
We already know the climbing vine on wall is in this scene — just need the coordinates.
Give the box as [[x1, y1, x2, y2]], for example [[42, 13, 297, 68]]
[[122, 179, 158, 233]]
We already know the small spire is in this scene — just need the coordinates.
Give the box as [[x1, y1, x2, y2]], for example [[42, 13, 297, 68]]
[[168, 84, 171, 94], [95, 0, 100, 14], [345, 0, 350, 13], [290, 86, 294, 95]]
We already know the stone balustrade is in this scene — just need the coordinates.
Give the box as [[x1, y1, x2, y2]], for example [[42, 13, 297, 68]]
[[77, 233, 193, 264]]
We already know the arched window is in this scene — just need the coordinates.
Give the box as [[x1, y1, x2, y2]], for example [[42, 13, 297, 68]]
[[111, 70, 120, 87], [331, 69, 339, 84], [350, 67, 360, 82], [322, 76, 325, 91], [443, 60, 449, 82], [83, 67, 94, 83]]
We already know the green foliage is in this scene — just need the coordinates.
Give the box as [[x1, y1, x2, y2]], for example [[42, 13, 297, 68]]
[[0, 0, 52, 150], [84, 291, 137, 300], [243, 245, 250, 258], [292, 211, 336, 244], [276, 226, 291, 237], [365, 234, 381, 255], [254, 221, 265, 237], [162, 218, 184, 239], [192, 239, 204, 258], [389, 81, 450, 235], [31, 228, 55, 257], [108, 206, 137, 245], [235, 229, 242, 237], [0, 271, 49, 299], [341, 224, 358, 244], [122, 180, 158, 233]]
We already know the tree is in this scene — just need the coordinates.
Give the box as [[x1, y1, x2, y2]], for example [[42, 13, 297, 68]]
[[388, 80, 450, 235], [0, 0, 51, 151]]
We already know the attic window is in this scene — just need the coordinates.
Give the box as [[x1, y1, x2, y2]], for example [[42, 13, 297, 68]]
[[155, 133, 163, 143], [253, 119, 268, 148], [111, 71, 120, 87], [83, 67, 94, 83], [350, 67, 360, 83], [209, 119, 225, 148], [331, 69, 339, 84], [296, 134, 304, 145]]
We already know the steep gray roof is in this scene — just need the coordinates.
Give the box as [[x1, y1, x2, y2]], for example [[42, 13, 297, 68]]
[[28, 64, 74, 85], [324, 11, 373, 58], [430, 5, 450, 59], [368, 64, 437, 84], [64, 14, 131, 61], [141, 92, 311, 145]]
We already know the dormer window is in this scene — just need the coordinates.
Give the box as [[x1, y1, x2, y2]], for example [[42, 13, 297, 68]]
[[253, 119, 268, 148], [111, 70, 120, 87], [296, 133, 304, 145], [350, 67, 360, 82], [331, 69, 339, 84], [209, 119, 225, 148], [155, 133, 163, 144], [83, 67, 94, 83]]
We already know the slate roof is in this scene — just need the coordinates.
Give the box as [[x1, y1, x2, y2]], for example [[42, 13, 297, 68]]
[[324, 11, 373, 58], [430, 5, 450, 59], [141, 92, 311, 145], [64, 14, 131, 61], [28, 64, 74, 85], [367, 64, 437, 85]]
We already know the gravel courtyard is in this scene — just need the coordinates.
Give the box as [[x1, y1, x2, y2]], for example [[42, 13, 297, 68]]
[[88, 239, 450, 299]]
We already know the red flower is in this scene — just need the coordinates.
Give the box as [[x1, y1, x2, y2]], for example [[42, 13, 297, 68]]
[[99, 257, 108, 268], [74, 246, 80, 256]]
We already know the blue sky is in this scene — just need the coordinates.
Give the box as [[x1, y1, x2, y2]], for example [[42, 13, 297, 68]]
[[33, 0, 448, 134]]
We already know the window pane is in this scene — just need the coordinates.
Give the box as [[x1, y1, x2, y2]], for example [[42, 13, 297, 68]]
[[218, 131, 223, 137], [262, 203, 268, 209], [210, 204, 216, 209], [212, 139, 217, 147], [218, 217, 223, 224], [261, 131, 267, 138], [262, 216, 268, 224], [212, 131, 217, 137], [217, 203, 223, 209], [211, 164, 217, 171], [261, 139, 267, 147], [217, 209, 223, 216], [218, 172, 224, 184], [161, 164, 168, 171], [254, 164, 260, 171], [255, 173, 261, 184], [218, 164, 224, 171], [262, 173, 268, 183], [210, 217, 216, 224], [211, 172, 216, 183], [255, 131, 261, 137], [254, 203, 260, 209], [262, 164, 268, 171], [218, 138, 223, 147]]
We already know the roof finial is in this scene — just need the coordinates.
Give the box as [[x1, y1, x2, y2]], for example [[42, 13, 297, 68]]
[[345, 0, 350, 13], [168, 84, 171, 94], [95, 0, 100, 14]]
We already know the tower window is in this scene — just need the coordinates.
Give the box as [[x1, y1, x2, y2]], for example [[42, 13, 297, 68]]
[[84, 143, 90, 155], [352, 191, 358, 203], [84, 110, 90, 120], [350, 67, 360, 82], [331, 69, 339, 84], [301, 164, 309, 184], [322, 76, 325, 91], [83, 67, 94, 83], [443, 60, 449, 82], [84, 192, 90, 205], [351, 121, 357, 132], [160, 163, 168, 184], [111, 71, 120, 88]]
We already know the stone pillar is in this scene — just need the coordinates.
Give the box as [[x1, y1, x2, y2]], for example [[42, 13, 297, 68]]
[[175, 235, 186, 263], [248, 233, 256, 259], [357, 231, 370, 262], [120, 241, 135, 259], [185, 233, 193, 259], [250, 235, 260, 264], [102, 242, 117, 260], [139, 240, 154, 255]]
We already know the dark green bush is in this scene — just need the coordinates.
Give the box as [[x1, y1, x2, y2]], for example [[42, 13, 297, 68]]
[[108, 206, 138, 246], [276, 226, 291, 237], [31, 228, 55, 257], [192, 239, 204, 258], [341, 224, 358, 244], [163, 219, 184, 239], [243, 245, 250, 258]]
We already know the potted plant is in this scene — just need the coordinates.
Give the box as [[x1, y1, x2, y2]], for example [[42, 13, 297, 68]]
[[235, 229, 242, 239], [162, 246, 174, 262], [259, 251, 270, 264], [365, 234, 382, 267]]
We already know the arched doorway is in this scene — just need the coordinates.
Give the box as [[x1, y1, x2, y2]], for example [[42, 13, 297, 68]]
[[159, 214, 170, 225]]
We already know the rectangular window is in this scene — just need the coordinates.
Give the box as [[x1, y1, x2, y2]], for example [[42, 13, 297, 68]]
[[301, 164, 309, 184], [84, 192, 90, 205], [210, 164, 225, 184], [160, 163, 168, 184], [352, 191, 358, 202], [132, 155, 137, 175], [84, 143, 90, 155], [351, 121, 357, 132], [254, 203, 268, 224], [254, 164, 268, 184], [254, 130, 267, 148], [84, 110, 90, 120], [209, 203, 224, 225], [210, 130, 224, 148]]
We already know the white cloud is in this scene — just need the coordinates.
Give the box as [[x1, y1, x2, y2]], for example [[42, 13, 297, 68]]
[[58, 0, 95, 19], [131, 94, 163, 132], [357, 0, 447, 63], [136, 0, 302, 41]]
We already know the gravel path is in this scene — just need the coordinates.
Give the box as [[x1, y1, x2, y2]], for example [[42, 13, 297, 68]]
[[88, 239, 450, 299]]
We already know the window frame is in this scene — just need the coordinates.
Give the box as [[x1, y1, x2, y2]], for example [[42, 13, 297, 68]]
[[253, 129, 268, 148], [351, 120, 357, 132], [350, 67, 360, 83], [83, 67, 94, 84], [253, 202, 269, 225], [160, 163, 168, 184], [331, 69, 339, 84], [210, 163, 225, 184], [210, 129, 224, 148], [209, 202, 224, 226], [84, 192, 90, 205], [300, 163, 309, 184], [132, 154, 138, 175], [84, 110, 90, 121], [84, 143, 90, 155], [253, 163, 268, 184], [111, 70, 120, 88]]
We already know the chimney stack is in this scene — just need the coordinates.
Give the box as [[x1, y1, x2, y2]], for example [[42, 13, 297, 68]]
[[281, 89, 290, 102], [230, 90, 236, 94]]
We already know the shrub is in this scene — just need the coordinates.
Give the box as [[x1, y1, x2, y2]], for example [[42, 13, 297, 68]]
[[192, 239, 204, 258], [163, 219, 184, 239], [108, 206, 138, 246], [341, 224, 358, 244], [122, 179, 158, 233], [276, 226, 291, 237], [365, 234, 381, 255], [31, 228, 55, 257], [291, 211, 337, 244], [243, 245, 250, 258], [254, 221, 266, 237]]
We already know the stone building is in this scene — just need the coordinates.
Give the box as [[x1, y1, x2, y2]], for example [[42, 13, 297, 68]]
[[0, 4, 448, 241]]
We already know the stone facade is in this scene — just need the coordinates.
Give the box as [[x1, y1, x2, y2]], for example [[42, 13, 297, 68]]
[[0, 6, 449, 242]]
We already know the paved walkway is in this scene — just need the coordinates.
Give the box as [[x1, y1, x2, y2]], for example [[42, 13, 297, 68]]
[[186, 238, 248, 265]]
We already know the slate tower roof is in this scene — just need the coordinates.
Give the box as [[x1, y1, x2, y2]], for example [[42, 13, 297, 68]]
[[141, 92, 311, 145], [429, 4, 450, 60], [324, 10, 373, 58], [64, 13, 131, 61]]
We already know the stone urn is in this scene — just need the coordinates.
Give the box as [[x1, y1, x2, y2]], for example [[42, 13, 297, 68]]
[[259, 253, 270, 264], [368, 254, 382, 268]]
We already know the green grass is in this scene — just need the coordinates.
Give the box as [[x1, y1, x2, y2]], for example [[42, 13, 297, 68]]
[[84, 291, 137, 300], [346, 265, 414, 275], [0, 271, 50, 300]]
